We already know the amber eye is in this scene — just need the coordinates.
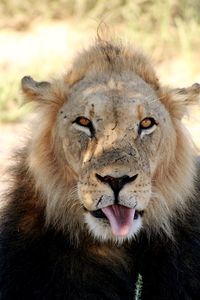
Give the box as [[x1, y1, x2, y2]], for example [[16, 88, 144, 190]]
[[73, 116, 91, 127], [73, 116, 95, 137], [139, 117, 157, 132]]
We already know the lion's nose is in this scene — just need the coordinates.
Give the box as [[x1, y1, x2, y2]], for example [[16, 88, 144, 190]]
[[95, 173, 138, 199]]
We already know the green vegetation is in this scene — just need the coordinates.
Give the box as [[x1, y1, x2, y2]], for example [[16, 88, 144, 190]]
[[135, 273, 143, 300], [0, 0, 200, 122], [0, 73, 22, 122], [1, 0, 200, 56], [0, 1, 199, 24], [1, 0, 200, 32]]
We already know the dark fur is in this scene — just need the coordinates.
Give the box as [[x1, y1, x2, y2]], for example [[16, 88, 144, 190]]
[[0, 150, 137, 300], [1, 150, 200, 300], [134, 161, 200, 300]]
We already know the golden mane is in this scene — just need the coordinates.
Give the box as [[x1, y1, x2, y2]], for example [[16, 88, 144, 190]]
[[21, 39, 200, 242], [66, 40, 159, 90]]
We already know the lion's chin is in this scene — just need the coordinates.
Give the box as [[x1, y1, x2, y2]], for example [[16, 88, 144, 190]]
[[84, 209, 143, 244]]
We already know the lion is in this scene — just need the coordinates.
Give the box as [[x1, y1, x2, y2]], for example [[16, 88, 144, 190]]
[[0, 39, 200, 299]]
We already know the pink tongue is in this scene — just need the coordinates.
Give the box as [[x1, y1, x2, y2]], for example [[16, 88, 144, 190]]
[[102, 204, 135, 237]]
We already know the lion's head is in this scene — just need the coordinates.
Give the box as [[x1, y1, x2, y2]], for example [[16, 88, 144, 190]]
[[22, 40, 200, 244]]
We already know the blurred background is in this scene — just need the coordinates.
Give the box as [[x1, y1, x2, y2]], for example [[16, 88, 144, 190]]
[[0, 0, 200, 177]]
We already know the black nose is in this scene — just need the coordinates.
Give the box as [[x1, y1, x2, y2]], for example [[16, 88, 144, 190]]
[[95, 173, 138, 201]]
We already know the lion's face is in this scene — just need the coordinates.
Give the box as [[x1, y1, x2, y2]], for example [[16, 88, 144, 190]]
[[57, 72, 173, 242], [22, 41, 198, 244]]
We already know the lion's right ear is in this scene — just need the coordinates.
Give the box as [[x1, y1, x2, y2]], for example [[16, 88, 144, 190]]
[[162, 83, 200, 120], [21, 76, 51, 103]]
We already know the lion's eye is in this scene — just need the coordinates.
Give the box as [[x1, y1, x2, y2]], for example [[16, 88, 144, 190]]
[[138, 117, 157, 135], [140, 117, 156, 129], [73, 116, 95, 137], [74, 116, 91, 127]]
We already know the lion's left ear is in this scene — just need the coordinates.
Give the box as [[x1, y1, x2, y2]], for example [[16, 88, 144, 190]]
[[21, 76, 51, 103], [165, 83, 200, 119]]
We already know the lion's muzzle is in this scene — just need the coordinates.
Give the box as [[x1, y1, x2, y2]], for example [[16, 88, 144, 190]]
[[95, 173, 138, 203]]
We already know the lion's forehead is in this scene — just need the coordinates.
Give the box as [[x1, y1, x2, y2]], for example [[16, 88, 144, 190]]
[[65, 75, 165, 127]]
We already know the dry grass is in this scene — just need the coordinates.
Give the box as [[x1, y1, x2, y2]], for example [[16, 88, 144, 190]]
[[1, 1, 200, 121]]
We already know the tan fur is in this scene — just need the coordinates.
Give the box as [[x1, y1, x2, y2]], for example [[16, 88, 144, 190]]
[[66, 40, 159, 91], [21, 39, 200, 243]]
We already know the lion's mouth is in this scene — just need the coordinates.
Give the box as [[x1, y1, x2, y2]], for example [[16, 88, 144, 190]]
[[90, 208, 143, 220], [88, 204, 144, 237]]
